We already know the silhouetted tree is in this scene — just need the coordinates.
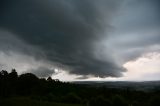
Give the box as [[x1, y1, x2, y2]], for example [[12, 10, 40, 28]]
[[17, 73, 39, 95], [47, 76, 52, 82], [0, 70, 8, 76], [8, 69, 18, 80]]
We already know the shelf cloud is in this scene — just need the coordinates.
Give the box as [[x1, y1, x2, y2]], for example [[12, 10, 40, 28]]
[[0, 0, 160, 80]]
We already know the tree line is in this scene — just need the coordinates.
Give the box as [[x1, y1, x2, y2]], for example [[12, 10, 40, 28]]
[[0, 69, 160, 106]]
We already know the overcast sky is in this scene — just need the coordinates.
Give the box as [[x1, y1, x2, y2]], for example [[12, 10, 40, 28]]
[[0, 0, 160, 81]]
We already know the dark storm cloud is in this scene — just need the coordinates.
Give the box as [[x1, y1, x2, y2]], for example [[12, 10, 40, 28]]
[[0, 0, 126, 78], [28, 67, 55, 78], [108, 0, 160, 62]]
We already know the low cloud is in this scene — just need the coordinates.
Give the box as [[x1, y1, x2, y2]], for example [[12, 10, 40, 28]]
[[0, 0, 126, 78], [0, 0, 159, 80]]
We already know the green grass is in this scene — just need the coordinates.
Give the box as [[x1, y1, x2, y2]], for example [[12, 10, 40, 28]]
[[0, 97, 84, 106]]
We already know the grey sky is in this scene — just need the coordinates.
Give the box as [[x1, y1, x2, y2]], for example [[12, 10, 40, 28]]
[[0, 0, 160, 80]]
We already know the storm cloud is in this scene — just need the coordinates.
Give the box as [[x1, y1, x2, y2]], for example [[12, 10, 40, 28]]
[[0, 0, 160, 80], [0, 0, 125, 78], [107, 0, 160, 62]]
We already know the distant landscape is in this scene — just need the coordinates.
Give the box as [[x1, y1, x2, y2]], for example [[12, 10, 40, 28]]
[[1, 69, 160, 106], [74, 81, 160, 91]]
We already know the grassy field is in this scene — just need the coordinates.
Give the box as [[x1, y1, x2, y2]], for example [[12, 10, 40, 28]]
[[0, 97, 84, 106]]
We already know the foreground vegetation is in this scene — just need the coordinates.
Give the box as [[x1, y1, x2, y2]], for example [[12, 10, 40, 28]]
[[0, 97, 83, 106], [0, 69, 160, 106]]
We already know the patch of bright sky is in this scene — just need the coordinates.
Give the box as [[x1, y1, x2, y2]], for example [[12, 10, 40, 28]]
[[77, 52, 160, 81], [122, 52, 160, 81]]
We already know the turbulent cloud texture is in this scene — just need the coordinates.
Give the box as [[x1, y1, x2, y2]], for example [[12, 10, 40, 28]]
[[0, 0, 160, 80], [0, 0, 125, 78]]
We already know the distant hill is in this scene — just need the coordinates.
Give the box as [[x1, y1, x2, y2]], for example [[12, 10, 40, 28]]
[[74, 81, 160, 91]]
